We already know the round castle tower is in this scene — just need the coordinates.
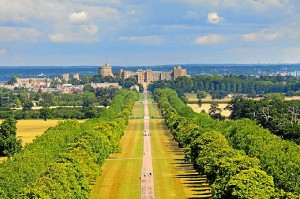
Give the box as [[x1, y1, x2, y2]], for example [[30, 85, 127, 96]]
[[98, 63, 114, 77]]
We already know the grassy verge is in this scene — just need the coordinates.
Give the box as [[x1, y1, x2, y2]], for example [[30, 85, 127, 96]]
[[147, 96, 162, 119], [130, 94, 144, 119], [89, 118, 144, 199], [149, 98, 212, 199]]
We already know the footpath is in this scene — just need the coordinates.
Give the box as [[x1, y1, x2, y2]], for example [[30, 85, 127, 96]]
[[141, 86, 155, 199]]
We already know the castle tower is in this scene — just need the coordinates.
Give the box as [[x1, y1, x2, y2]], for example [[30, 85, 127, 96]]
[[98, 63, 114, 77], [172, 66, 187, 80], [137, 69, 145, 84], [73, 73, 80, 80], [145, 68, 152, 82]]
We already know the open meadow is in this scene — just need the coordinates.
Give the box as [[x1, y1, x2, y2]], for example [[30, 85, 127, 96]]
[[188, 103, 231, 117], [0, 119, 85, 163]]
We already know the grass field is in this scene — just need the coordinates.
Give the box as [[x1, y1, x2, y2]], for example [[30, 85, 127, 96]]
[[130, 101, 144, 119], [89, 99, 144, 199], [147, 96, 162, 119], [188, 103, 231, 117], [150, 99, 212, 199], [186, 92, 300, 102], [0, 119, 85, 163], [15, 120, 61, 146], [90, 95, 212, 198]]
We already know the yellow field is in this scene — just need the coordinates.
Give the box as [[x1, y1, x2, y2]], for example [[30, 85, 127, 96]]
[[186, 92, 300, 103], [188, 103, 231, 117]]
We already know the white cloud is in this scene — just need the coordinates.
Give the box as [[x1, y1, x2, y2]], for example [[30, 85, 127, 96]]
[[194, 34, 224, 44], [49, 33, 98, 43], [207, 12, 222, 24], [0, 26, 41, 41], [68, 11, 89, 23], [80, 24, 98, 35], [119, 36, 164, 45], [0, 48, 7, 56], [242, 30, 280, 42]]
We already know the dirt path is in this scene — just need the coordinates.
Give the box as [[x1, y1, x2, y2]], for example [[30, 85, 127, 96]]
[[141, 85, 155, 199]]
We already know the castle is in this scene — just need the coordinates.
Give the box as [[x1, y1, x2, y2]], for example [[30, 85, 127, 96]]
[[98, 64, 187, 84]]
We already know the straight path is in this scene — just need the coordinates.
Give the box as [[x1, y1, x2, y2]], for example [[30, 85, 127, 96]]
[[141, 84, 155, 199]]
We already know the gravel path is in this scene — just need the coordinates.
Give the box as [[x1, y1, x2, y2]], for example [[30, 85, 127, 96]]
[[141, 85, 155, 199]]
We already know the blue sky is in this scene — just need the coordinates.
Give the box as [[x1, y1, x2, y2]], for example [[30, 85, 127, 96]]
[[0, 0, 300, 66]]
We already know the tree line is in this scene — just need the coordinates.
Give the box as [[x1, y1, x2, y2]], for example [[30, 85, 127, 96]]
[[0, 89, 138, 198], [149, 75, 300, 98], [154, 88, 300, 198], [228, 97, 300, 144]]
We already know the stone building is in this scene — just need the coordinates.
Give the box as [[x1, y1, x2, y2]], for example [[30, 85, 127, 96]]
[[119, 66, 188, 84], [73, 73, 80, 80], [98, 63, 114, 77], [61, 73, 69, 82], [15, 78, 51, 88]]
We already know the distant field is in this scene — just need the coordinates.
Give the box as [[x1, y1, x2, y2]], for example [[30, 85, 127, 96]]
[[0, 119, 61, 147], [186, 93, 300, 102], [188, 104, 231, 117]]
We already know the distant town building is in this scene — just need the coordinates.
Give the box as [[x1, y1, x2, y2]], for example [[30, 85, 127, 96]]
[[90, 82, 121, 89], [119, 66, 188, 84], [61, 73, 70, 82], [98, 63, 114, 77], [73, 73, 80, 80], [15, 77, 51, 88]]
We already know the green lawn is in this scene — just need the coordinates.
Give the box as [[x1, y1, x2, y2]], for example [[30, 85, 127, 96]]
[[130, 93, 144, 119], [89, 118, 144, 199], [147, 96, 162, 119], [149, 98, 212, 199]]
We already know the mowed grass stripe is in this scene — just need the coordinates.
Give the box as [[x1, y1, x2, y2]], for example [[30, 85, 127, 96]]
[[130, 101, 144, 119], [149, 98, 212, 199], [89, 118, 144, 199]]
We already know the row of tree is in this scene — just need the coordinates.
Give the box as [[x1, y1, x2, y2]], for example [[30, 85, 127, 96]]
[[228, 97, 300, 144], [149, 75, 300, 98], [0, 89, 138, 198], [154, 88, 300, 198], [0, 107, 105, 120], [0, 87, 117, 109]]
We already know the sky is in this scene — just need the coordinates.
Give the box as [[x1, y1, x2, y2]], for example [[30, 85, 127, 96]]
[[0, 0, 300, 66]]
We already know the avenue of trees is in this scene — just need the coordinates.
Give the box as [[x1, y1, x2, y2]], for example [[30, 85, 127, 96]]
[[154, 88, 300, 198], [228, 97, 300, 144], [149, 75, 300, 98], [0, 89, 138, 198]]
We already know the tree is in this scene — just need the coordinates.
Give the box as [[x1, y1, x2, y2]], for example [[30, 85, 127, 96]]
[[226, 169, 275, 198], [197, 91, 208, 99], [197, 99, 202, 107], [0, 118, 21, 157], [209, 102, 223, 120], [23, 100, 33, 111], [40, 107, 52, 121], [82, 92, 96, 108], [264, 93, 285, 101], [13, 98, 21, 108]]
